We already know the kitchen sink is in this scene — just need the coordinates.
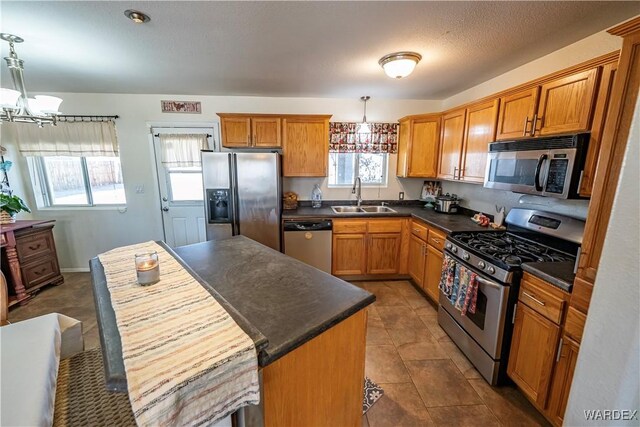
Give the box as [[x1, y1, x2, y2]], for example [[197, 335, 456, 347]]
[[330, 205, 397, 214], [331, 206, 363, 213], [359, 206, 397, 213]]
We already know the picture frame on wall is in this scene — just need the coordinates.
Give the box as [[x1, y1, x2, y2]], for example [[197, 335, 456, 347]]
[[161, 100, 202, 114], [420, 180, 441, 201]]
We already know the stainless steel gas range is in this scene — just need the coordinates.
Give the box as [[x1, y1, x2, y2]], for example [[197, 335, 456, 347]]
[[437, 208, 585, 385]]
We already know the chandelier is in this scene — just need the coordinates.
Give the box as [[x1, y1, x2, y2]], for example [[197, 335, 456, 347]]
[[0, 33, 62, 126]]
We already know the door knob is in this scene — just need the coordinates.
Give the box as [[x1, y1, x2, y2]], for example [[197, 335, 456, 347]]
[[162, 207, 169, 212]]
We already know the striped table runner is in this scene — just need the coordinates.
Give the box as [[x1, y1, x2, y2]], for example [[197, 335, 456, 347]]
[[98, 241, 259, 427]]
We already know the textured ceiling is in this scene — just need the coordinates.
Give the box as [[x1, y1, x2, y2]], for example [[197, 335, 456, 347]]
[[1, 1, 639, 99]]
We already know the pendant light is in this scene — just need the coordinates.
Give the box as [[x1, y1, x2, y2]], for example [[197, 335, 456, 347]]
[[0, 33, 63, 126], [379, 52, 422, 79], [358, 96, 370, 134]]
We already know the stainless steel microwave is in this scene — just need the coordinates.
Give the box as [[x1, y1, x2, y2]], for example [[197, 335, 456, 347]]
[[484, 133, 589, 199]]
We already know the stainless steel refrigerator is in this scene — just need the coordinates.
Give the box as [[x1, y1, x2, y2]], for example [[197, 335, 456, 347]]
[[201, 151, 281, 251]]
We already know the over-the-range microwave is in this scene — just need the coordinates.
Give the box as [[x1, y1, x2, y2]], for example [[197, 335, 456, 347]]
[[484, 133, 589, 199]]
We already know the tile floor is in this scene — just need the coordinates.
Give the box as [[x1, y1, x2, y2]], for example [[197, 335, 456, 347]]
[[9, 275, 549, 426], [355, 280, 550, 427]]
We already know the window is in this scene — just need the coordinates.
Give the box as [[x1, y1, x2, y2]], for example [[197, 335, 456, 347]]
[[328, 152, 388, 187], [34, 156, 126, 206], [166, 166, 204, 202]]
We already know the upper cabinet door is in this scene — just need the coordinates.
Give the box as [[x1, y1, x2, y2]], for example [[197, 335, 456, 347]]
[[408, 116, 440, 178], [535, 68, 599, 136], [460, 99, 499, 183], [252, 117, 282, 148], [438, 109, 466, 180], [282, 117, 330, 177], [496, 88, 540, 140], [396, 119, 411, 177], [221, 117, 251, 147]]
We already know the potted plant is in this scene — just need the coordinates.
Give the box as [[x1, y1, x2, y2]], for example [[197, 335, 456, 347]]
[[0, 194, 31, 224]]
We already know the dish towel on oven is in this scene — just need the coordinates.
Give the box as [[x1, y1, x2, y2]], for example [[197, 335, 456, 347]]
[[98, 241, 259, 427], [439, 254, 479, 316]]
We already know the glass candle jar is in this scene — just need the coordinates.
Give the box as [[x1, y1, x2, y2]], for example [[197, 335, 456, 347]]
[[135, 252, 160, 285]]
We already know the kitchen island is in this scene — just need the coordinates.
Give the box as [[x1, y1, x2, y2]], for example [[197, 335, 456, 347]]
[[91, 236, 374, 427]]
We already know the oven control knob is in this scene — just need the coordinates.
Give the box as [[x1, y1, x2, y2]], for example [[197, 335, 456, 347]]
[[488, 266, 496, 274], [478, 261, 486, 269], [463, 253, 470, 260], [446, 243, 452, 250], [451, 247, 458, 253]]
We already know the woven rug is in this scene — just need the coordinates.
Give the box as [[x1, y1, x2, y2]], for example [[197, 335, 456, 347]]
[[363, 377, 384, 414], [54, 348, 136, 427]]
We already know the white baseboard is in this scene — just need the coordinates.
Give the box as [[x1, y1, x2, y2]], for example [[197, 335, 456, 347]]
[[60, 268, 90, 273]]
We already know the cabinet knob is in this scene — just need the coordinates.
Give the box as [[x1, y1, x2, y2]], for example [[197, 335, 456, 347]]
[[162, 207, 169, 212]]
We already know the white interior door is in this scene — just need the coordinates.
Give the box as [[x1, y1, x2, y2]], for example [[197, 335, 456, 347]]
[[152, 127, 217, 247]]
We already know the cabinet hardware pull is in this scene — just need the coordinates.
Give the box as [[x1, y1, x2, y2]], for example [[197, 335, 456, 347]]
[[412, 229, 421, 233], [522, 116, 530, 136], [556, 337, 564, 363], [531, 114, 539, 136], [34, 267, 47, 275], [28, 244, 42, 250], [453, 167, 458, 179], [432, 238, 441, 244], [522, 291, 546, 306], [512, 303, 518, 324]]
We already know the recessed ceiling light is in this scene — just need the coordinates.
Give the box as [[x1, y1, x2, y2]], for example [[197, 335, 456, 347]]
[[378, 52, 422, 79], [124, 9, 151, 24]]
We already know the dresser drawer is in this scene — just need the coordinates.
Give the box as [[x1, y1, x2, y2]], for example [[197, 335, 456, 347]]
[[21, 257, 60, 289], [427, 228, 446, 251], [519, 273, 569, 324], [409, 220, 428, 241], [16, 230, 55, 263], [333, 220, 367, 234]]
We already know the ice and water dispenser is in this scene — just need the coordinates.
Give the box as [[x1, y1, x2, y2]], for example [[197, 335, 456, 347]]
[[206, 189, 232, 223]]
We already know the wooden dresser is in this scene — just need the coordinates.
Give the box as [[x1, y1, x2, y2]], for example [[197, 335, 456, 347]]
[[1, 220, 64, 306]]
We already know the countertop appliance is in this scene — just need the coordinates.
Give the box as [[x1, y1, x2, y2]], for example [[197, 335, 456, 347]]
[[437, 208, 584, 385], [283, 220, 332, 273], [484, 133, 589, 199], [202, 151, 281, 251], [434, 193, 459, 214]]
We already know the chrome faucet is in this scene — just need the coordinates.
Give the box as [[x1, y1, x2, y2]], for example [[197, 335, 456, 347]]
[[352, 177, 362, 207]]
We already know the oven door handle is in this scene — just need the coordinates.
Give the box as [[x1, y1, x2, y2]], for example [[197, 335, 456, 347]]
[[475, 276, 503, 290], [534, 154, 548, 192]]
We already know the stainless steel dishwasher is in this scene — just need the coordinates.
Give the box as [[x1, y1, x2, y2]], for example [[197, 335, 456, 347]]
[[283, 220, 332, 273]]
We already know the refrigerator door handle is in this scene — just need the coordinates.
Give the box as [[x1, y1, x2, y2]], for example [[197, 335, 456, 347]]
[[230, 153, 240, 236]]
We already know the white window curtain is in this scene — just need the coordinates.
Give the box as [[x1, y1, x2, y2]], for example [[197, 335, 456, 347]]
[[159, 133, 209, 168], [5, 121, 119, 157]]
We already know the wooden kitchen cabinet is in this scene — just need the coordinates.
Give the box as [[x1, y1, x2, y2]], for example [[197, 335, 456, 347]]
[[579, 61, 618, 196], [408, 234, 426, 287], [332, 218, 404, 277], [508, 303, 561, 408], [282, 116, 331, 177], [332, 234, 367, 276], [496, 87, 540, 140], [396, 114, 440, 178], [438, 108, 466, 180], [460, 99, 499, 183], [535, 68, 599, 136], [546, 335, 580, 427], [218, 114, 281, 148], [367, 233, 402, 275], [424, 244, 443, 302]]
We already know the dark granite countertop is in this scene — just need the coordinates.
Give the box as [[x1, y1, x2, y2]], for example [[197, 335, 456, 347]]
[[283, 204, 496, 234], [174, 236, 375, 366], [521, 261, 576, 292]]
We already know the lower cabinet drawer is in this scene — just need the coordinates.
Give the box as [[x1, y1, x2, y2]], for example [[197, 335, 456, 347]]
[[21, 257, 60, 289], [520, 273, 569, 324], [427, 228, 446, 251], [16, 230, 55, 263]]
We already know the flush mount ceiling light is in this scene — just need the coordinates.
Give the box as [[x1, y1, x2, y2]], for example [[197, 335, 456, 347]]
[[124, 9, 151, 24], [378, 51, 422, 79], [0, 33, 63, 126]]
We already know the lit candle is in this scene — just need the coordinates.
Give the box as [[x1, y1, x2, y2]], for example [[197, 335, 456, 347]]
[[135, 252, 160, 285]]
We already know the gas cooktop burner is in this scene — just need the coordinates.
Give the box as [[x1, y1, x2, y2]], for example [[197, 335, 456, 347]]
[[450, 231, 573, 268]]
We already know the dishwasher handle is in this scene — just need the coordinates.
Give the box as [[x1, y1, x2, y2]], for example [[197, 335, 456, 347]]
[[283, 220, 333, 231]]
